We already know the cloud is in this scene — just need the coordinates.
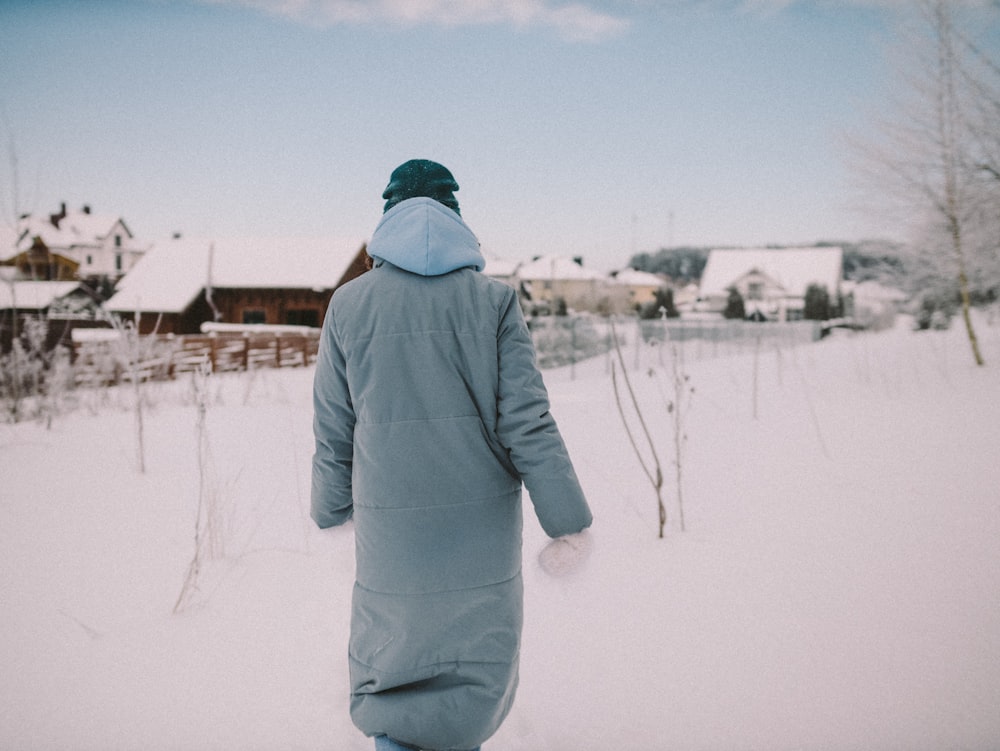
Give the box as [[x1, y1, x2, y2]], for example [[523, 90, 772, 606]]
[[207, 0, 631, 41]]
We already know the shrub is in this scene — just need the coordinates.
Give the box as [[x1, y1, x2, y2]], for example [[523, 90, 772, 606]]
[[804, 284, 833, 321], [531, 315, 609, 368], [638, 287, 679, 320], [723, 287, 746, 320]]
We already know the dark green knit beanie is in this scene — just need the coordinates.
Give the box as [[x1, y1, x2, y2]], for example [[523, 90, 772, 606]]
[[382, 159, 461, 215]]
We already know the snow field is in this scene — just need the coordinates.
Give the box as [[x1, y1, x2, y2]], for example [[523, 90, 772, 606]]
[[1, 314, 998, 750]]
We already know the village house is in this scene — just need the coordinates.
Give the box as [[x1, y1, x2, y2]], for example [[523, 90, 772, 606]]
[[482, 256, 674, 315], [610, 267, 669, 312], [104, 236, 368, 334], [698, 247, 844, 321], [2, 203, 149, 283], [516, 255, 613, 314], [673, 282, 701, 313], [0, 275, 98, 351], [481, 255, 520, 288]]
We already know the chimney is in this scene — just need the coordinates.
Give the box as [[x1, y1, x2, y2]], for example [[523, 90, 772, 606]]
[[49, 202, 67, 228]]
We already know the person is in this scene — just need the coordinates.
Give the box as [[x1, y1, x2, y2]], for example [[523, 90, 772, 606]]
[[311, 159, 593, 751]]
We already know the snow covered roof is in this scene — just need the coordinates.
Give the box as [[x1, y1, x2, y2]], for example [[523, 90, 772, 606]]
[[699, 247, 843, 298], [614, 268, 664, 287], [105, 236, 365, 314], [62, 210, 128, 242], [0, 280, 82, 310], [482, 256, 520, 278], [15, 210, 130, 252], [517, 255, 607, 282]]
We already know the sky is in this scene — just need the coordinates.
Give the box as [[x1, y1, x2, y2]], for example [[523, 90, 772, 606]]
[[0, 0, 975, 271]]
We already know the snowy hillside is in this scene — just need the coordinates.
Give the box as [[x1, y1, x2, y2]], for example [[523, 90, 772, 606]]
[[2, 315, 999, 750]]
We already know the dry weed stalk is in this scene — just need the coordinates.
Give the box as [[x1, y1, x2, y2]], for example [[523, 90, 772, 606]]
[[609, 319, 667, 538], [174, 358, 216, 613], [665, 337, 693, 532]]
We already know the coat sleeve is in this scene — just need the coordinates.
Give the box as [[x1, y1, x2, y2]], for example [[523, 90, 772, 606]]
[[311, 304, 355, 528], [494, 290, 593, 538]]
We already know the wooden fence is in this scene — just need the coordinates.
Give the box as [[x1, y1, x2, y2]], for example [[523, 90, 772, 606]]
[[70, 330, 321, 387]]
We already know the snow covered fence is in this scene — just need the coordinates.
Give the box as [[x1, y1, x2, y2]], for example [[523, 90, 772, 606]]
[[68, 317, 821, 385], [70, 328, 320, 387], [530, 315, 822, 371]]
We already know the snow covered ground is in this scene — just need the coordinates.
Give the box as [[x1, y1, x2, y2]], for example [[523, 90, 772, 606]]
[[2, 314, 999, 750]]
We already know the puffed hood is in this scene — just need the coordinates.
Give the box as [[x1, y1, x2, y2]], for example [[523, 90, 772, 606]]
[[366, 197, 485, 277]]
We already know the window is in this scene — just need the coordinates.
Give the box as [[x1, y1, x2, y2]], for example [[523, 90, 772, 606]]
[[242, 309, 266, 324], [114, 235, 122, 248], [286, 309, 319, 327], [747, 282, 764, 300], [115, 253, 122, 272], [86, 254, 93, 266]]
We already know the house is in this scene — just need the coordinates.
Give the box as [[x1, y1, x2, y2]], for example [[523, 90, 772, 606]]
[[104, 236, 368, 334], [698, 247, 844, 321], [0, 278, 91, 351], [0, 279, 90, 317], [611, 268, 668, 312], [481, 255, 520, 287], [674, 282, 700, 312], [3, 203, 149, 282], [2, 234, 79, 281], [516, 255, 611, 314]]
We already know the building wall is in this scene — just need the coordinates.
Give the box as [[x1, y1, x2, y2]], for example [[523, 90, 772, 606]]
[[525, 277, 613, 314], [114, 245, 371, 335], [622, 283, 661, 309], [214, 288, 334, 330], [4, 246, 79, 281]]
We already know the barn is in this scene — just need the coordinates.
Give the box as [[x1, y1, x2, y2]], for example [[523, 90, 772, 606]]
[[105, 236, 368, 334]]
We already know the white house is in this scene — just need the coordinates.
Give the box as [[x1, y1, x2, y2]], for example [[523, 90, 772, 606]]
[[698, 247, 844, 321], [7, 203, 149, 281]]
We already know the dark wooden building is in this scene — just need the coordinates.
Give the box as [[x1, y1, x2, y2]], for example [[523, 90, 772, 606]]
[[106, 236, 369, 335], [2, 239, 80, 281]]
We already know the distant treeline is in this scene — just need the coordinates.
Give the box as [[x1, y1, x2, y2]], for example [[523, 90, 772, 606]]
[[628, 240, 906, 286], [628, 247, 709, 284]]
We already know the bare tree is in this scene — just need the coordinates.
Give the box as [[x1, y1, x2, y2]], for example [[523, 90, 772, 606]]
[[954, 9, 1000, 301], [932, 1, 985, 364], [853, 1, 1000, 366]]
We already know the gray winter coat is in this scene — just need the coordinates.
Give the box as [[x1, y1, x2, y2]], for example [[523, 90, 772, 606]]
[[311, 197, 592, 751]]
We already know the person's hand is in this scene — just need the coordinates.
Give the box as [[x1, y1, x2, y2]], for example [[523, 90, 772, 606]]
[[538, 529, 592, 576]]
